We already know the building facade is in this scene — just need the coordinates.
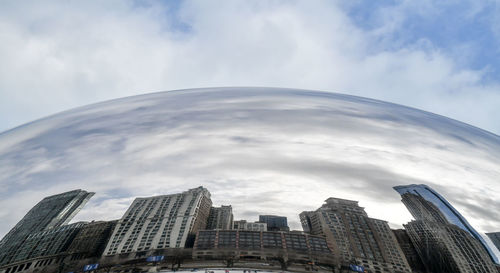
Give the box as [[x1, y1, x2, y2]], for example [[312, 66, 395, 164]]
[[391, 229, 426, 273], [103, 187, 212, 256], [193, 229, 334, 265], [233, 220, 267, 231], [14, 222, 85, 261], [1, 221, 86, 272], [259, 215, 289, 231], [405, 220, 497, 273], [206, 206, 233, 230], [394, 184, 498, 263], [300, 198, 411, 273], [66, 220, 117, 260], [0, 189, 94, 266]]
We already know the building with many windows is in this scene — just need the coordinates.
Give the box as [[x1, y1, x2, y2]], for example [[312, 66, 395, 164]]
[[103, 187, 212, 256], [259, 215, 289, 231], [193, 229, 334, 265], [395, 185, 497, 272], [405, 220, 497, 273], [66, 220, 117, 260], [391, 229, 426, 273], [206, 206, 233, 230], [0, 222, 86, 273], [233, 220, 267, 231], [14, 222, 86, 261], [0, 189, 94, 266], [394, 184, 498, 264], [300, 198, 411, 273]]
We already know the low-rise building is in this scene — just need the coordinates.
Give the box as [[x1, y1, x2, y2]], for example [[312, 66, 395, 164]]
[[193, 229, 335, 266]]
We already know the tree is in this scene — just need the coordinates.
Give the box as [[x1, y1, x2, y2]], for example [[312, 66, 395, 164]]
[[220, 251, 238, 268], [274, 252, 293, 271], [169, 248, 191, 271]]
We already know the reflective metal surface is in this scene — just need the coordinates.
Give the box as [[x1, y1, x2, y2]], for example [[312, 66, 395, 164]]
[[0, 87, 498, 246]]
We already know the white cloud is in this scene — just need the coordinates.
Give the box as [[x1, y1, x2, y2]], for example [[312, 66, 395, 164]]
[[0, 0, 499, 135]]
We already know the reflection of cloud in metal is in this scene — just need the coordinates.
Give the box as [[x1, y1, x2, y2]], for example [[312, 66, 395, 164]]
[[0, 88, 499, 245]]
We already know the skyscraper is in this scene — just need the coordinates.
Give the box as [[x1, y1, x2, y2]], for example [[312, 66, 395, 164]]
[[206, 205, 233, 230], [259, 215, 289, 231], [0, 189, 94, 266], [103, 186, 212, 255], [404, 220, 497, 273], [300, 197, 411, 273], [67, 220, 117, 260], [12, 222, 86, 263], [391, 229, 427, 273], [394, 184, 498, 263]]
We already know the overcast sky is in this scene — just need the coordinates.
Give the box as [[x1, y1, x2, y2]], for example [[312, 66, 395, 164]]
[[1, 0, 500, 135]]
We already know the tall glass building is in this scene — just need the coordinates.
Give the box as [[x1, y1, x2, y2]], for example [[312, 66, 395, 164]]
[[394, 184, 499, 264], [0, 189, 94, 265], [258, 215, 289, 231]]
